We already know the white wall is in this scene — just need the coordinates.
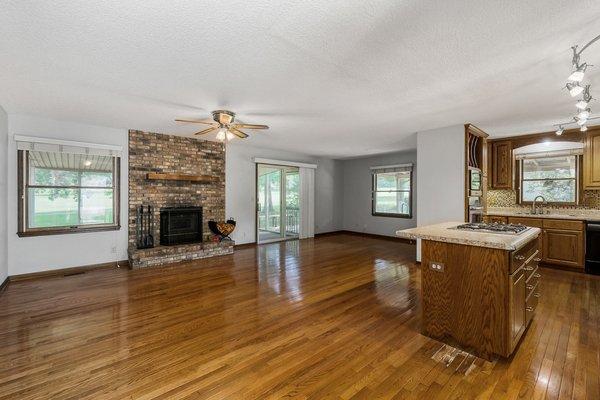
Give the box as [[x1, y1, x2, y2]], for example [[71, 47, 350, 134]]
[[341, 150, 417, 237], [7, 115, 129, 276], [416, 124, 465, 259], [0, 106, 8, 284], [225, 143, 343, 244]]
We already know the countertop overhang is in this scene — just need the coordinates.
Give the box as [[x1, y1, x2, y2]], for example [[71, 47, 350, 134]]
[[396, 222, 541, 251]]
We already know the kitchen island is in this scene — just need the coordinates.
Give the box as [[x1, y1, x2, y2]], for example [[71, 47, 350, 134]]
[[397, 222, 541, 360]]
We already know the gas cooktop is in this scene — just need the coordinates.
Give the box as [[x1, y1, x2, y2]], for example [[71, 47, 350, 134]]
[[454, 222, 530, 235]]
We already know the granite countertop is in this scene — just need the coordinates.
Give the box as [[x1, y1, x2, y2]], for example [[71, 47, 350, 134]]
[[486, 207, 600, 222], [396, 221, 541, 251]]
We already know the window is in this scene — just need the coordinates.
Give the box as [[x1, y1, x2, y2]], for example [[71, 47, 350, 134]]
[[18, 150, 120, 236], [519, 155, 578, 204], [372, 166, 412, 218]]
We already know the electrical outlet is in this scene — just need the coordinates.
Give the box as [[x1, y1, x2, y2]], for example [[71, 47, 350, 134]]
[[430, 262, 445, 272]]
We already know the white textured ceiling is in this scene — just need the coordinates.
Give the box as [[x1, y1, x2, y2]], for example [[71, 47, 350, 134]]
[[1, 1, 600, 158]]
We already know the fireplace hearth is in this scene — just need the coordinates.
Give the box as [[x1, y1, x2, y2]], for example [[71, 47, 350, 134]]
[[160, 206, 202, 246]]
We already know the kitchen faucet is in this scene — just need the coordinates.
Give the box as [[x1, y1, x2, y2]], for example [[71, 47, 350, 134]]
[[532, 195, 546, 215]]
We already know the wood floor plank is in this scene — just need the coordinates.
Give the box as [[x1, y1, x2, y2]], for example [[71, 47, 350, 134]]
[[0, 234, 599, 399]]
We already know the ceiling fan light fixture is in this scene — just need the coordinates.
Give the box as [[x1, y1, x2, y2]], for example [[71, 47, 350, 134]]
[[226, 130, 236, 141], [216, 128, 227, 141]]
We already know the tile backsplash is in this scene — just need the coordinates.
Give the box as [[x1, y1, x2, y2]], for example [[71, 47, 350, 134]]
[[487, 189, 600, 209]]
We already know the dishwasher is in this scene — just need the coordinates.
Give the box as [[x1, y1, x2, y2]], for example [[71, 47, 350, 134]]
[[586, 222, 600, 275]]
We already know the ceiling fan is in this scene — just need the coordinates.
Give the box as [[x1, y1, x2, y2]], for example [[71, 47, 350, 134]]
[[175, 110, 269, 141]]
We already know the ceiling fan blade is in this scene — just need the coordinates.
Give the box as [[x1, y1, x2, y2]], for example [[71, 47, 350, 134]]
[[175, 118, 218, 126], [232, 123, 269, 130], [229, 127, 249, 139], [194, 127, 218, 136]]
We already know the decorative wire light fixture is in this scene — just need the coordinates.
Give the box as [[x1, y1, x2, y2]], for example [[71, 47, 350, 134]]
[[556, 34, 600, 134]]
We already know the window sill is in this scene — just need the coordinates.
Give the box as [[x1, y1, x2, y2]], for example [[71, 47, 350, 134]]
[[371, 212, 412, 219], [17, 225, 121, 238]]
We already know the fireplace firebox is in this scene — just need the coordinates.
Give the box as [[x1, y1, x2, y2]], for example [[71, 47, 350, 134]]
[[160, 206, 202, 246]]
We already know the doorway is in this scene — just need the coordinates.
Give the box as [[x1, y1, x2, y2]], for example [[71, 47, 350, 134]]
[[257, 164, 300, 243]]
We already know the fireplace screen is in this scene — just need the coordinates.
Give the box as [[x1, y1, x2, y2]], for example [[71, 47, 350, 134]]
[[160, 206, 202, 245]]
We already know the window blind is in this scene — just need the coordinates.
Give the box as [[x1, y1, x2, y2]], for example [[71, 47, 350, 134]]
[[14, 135, 123, 157], [370, 163, 413, 174]]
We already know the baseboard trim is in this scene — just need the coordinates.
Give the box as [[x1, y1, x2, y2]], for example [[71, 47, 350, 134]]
[[9, 259, 129, 282], [234, 242, 257, 249], [0, 276, 9, 292], [319, 230, 416, 244]]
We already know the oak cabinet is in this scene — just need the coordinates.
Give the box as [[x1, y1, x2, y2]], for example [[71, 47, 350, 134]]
[[484, 215, 508, 224], [503, 216, 585, 269], [490, 140, 513, 189], [543, 229, 584, 269], [584, 129, 600, 189]]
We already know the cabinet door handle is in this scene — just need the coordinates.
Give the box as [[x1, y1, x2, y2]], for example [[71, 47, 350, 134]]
[[527, 285, 534, 290], [533, 258, 541, 262], [524, 266, 534, 271], [526, 307, 534, 312], [534, 293, 540, 298], [534, 273, 541, 278], [515, 255, 525, 260]]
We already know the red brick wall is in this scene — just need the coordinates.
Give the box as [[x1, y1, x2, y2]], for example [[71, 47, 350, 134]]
[[128, 130, 225, 248]]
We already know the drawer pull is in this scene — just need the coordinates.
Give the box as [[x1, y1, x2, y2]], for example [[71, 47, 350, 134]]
[[527, 285, 534, 290], [515, 255, 526, 260], [534, 273, 541, 278], [526, 306, 534, 312], [534, 293, 540, 298], [533, 258, 541, 262], [525, 266, 534, 271]]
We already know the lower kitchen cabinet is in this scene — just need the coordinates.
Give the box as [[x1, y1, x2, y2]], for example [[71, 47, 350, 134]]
[[502, 216, 585, 270], [543, 229, 584, 268]]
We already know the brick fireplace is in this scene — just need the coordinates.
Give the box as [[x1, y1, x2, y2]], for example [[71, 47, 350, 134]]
[[127, 130, 233, 268]]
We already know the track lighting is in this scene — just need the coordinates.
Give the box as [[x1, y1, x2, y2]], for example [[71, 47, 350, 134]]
[[577, 117, 587, 126], [567, 83, 584, 97], [578, 108, 591, 120], [576, 100, 589, 110], [581, 125, 588, 132], [568, 64, 587, 82], [216, 128, 226, 141], [555, 126, 564, 135]]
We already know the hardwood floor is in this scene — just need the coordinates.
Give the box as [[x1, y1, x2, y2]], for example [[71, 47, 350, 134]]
[[0, 234, 599, 399]]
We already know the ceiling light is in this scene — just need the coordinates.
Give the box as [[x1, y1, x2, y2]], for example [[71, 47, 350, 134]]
[[555, 126, 564, 135], [84, 160, 92, 166], [576, 100, 589, 110], [578, 108, 591, 120], [581, 125, 588, 132], [568, 63, 587, 82], [216, 128, 226, 141], [567, 83, 584, 97], [226, 130, 235, 141]]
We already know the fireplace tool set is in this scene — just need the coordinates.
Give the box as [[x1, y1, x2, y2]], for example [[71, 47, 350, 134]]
[[136, 205, 155, 249]]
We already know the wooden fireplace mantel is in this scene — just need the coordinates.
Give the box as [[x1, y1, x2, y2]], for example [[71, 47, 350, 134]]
[[146, 173, 218, 183]]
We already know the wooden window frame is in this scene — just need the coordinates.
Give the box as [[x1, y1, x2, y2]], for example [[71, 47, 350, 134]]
[[17, 150, 121, 237], [371, 170, 413, 219], [517, 155, 580, 206]]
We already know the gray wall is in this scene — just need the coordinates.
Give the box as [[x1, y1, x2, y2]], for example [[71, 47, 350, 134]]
[[341, 150, 417, 237], [0, 106, 7, 284]]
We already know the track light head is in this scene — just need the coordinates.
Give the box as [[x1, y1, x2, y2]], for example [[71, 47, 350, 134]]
[[566, 83, 584, 97], [578, 108, 591, 120], [555, 126, 564, 135], [581, 125, 588, 132], [568, 63, 587, 82]]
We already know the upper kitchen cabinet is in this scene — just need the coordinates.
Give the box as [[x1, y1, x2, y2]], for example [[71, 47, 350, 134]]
[[490, 140, 513, 189], [584, 127, 600, 190]]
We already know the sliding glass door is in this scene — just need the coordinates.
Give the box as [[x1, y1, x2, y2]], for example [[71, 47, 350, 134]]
[[257, 164, 299, 243]]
